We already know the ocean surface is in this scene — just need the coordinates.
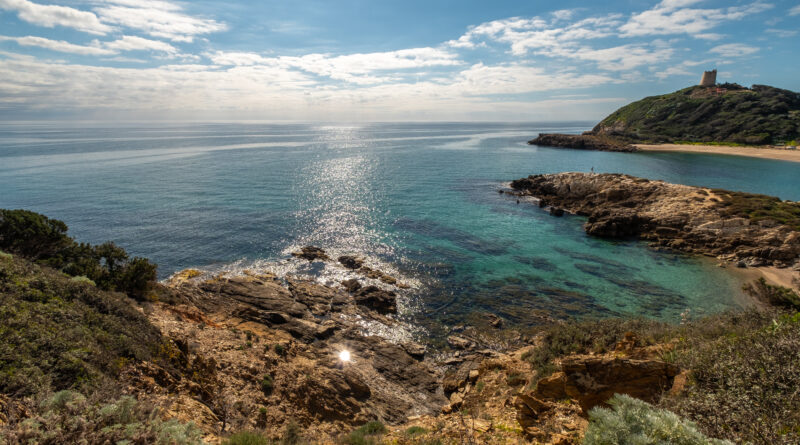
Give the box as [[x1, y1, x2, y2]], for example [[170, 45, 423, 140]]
[[2, 122, 799, 333]]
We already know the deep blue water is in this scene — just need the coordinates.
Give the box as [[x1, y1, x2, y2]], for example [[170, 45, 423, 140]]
[[2, 122, 798, 330]]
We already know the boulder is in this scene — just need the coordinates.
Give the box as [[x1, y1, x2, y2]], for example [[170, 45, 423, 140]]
[[291, 246, 330, 261], [353, 285, 396, 314], [560, 356, 680, 413], [338, 255, 364, 269]]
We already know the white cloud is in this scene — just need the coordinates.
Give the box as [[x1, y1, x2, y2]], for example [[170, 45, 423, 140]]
[[709, 43, 759, 57], [208, 47, 462, 85], [0, 0, 112, 35], [0, 34, 179, 56], [620, 1, 774, 38], [103, 35, 177, 54], [790, 5, 800, 15], [93, 0, 226, 42], [766, 28, 798, 37], [0, 35, 114, 55]]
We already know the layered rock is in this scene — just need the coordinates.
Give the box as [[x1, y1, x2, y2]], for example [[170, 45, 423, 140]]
[[528, 133, 637, 152], [511, 172, 800, 268]]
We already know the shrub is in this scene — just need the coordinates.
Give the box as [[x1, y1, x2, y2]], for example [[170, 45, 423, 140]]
[[405, 425, 427, 436], [662, 312, 800, 444], [223, 431, 272, 445], [584, 394, 732, 445], [70, 275, 96, 286], [281, 421, 302, 444], [742, 278, 800, 310], [260, 375, 274, 394], [0, 209, 159, 299], [0, 209, 71, 260], [344, 421, 386, 445], [523, 318, 671, 377], [0, 255, 166, 396], [274, 343, 286, 356], [1, 390, 204, 444]]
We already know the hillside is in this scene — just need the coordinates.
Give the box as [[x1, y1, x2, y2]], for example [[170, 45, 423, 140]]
[[592, 84, 800, 145]]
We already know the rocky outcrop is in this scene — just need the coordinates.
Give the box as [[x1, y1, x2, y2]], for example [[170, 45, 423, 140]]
[[161, 268, 446, 439], [511, 173, 800, 268], [528, 134, 637, 152], [291, 246, 330, 261]]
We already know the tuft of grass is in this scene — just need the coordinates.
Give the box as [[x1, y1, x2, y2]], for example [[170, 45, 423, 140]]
[[343, 421, 386, 445], [405, 426, 427, 436]]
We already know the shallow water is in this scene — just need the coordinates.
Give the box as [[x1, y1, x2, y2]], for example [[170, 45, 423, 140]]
[[2, 122, 798, 330]]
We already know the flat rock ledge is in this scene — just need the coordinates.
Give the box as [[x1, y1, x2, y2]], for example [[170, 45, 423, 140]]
[[511, 172, 800, 269]]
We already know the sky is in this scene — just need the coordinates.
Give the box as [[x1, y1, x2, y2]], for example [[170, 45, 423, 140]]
[[0, 0, 798, 121]]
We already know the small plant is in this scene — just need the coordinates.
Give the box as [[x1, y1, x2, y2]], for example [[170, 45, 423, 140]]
[[274, 343, 286, 356], [70, 275, 96, 286], [344, 421, 386, 445], [405, 425, 427, 436], [505, 372, 526, 387], [246, 341, 253, 348], [475, 381, 485, 393], [584, 394, 732, 445], [223, 431, 271, 445], [281, 421, 302, 445], [260, 375, 274, 394]]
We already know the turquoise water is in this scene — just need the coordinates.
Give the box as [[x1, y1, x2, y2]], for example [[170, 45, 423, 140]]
[[2, 122, 799, 330]]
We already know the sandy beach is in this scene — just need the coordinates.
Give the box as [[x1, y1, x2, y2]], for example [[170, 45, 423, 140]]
[[635, 144, 800, 163]]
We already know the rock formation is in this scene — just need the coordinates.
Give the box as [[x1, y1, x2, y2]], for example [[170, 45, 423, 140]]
[[511, 173, 800, 269]]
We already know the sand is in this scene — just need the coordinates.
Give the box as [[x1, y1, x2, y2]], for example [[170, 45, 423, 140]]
[[635, 144, 800, 163]]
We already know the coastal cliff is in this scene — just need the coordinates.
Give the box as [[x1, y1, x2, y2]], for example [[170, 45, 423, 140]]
[[530, 83, 800, 150], [3, 209, 800, 444], [511, 173, 800, 271]]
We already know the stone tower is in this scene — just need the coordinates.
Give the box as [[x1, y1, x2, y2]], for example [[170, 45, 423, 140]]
[[699, 69, 717, 87]]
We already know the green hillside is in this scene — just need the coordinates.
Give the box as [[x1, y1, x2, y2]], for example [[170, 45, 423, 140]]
[[592, 84, 800, 145]]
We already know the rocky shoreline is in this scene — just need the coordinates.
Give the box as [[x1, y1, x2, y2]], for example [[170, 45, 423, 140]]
[[510, 173, 800, 274], [528, 133, 636, 152]]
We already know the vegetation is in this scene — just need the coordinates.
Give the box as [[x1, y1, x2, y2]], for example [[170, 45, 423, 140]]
[[594, 84, 800, 145], [1, 390, 204, 444], [584, 394, 731, 445], [522, 318, 675, 377], [0, 253, 167, 396], [710, 189, 800, 230], [662, 311, 800, 444], [260, 375, 274, 394], [344, 421, 386, 445], [0, 209, 158, 299], [743, 277, 800, 309]]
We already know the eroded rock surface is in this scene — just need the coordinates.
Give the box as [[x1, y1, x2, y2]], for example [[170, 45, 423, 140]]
[[511, 172, 800, 268]]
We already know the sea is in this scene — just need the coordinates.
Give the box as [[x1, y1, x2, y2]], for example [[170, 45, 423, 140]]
[[2, 122, 799, 334]]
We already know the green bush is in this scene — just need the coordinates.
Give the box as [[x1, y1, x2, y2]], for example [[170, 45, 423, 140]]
[[0, 209, 159, 299], [0, 255, 168, 396], [405, 425, 427, 436], [260, 375, 274, 394], [344, 421, 386, 445], [70, 275, 96, 286], [584, 394, 732, 445], [1, 390, 204, 444]]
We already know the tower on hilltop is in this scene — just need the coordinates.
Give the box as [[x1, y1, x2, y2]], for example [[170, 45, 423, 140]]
[[699, 69, 717, 87]]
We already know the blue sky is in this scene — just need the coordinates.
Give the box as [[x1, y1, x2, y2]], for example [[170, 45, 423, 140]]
[[0, 0, 798, 121]]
